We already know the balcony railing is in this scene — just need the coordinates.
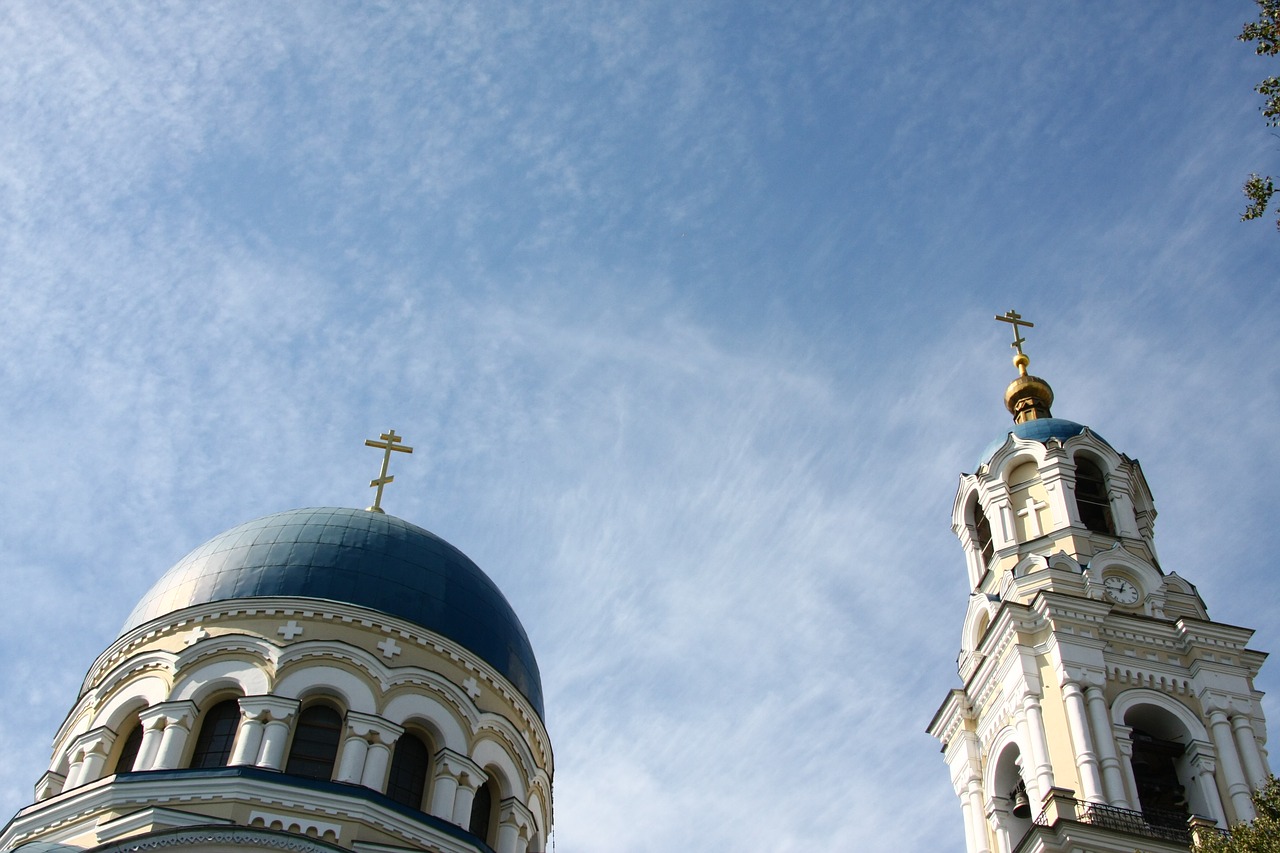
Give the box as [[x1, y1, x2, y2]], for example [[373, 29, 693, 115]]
[[1029, 791, 1228, 847]]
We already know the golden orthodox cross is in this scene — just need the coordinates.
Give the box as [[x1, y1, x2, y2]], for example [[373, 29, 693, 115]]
[[364, 429, 413, 513], [995, 309, 1034, 356]]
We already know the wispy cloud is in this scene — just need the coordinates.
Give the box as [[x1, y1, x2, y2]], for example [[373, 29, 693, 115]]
[[0, 3, 1276, 851]]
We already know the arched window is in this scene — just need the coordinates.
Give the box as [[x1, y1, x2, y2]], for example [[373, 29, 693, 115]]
[[386, 732, 431, 809], [113, 722, 144, 774], [469, 778, 496, 842], [285, 704, 343, 780], [1074, 458, 1115, 535], [1130, 728, 1189, 828], [190, 699, 241, 769], [975, 507, 995, 568]]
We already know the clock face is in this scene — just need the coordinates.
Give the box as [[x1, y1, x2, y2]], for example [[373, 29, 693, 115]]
[[1104, 576, 1140, 605]]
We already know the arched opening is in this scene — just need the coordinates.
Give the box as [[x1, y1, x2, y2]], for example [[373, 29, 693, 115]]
[[386, 731, 432, 810], [285, 703, 343, 780], [1130, 728, 1188, 825], [989, 741, 1034, 848], [113, 722, 144, 774], [1123, 703, 1202, 828], [1074, 457, 1115, 535], [469, 778, 497, 843], [974, 612, 992, 649], [189, 699, 241, 769], [969, 493, 995, 569]]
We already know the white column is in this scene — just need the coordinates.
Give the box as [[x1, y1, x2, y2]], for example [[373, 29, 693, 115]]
[[336, 735, 369, 784], [1230, 714, 1268, 791], [1208, 709, 1254, 821], [243, 696, 299, 770], [258, 718, 291, 770], [959, 792, 977, 853], [1061, 681, 1104, 803], [965, 776, 991, 853], [1113, 727, 1142, 811], [362, 742, 392, 789], [1083, 686, 1129, 808], [496, 798, 535, 853], [431, 770, 461, 822], [341, 711, 403, 791], [495, 822, 520, 853], [154, 721, 191, 769], [63, 753, 85, 790], [135, 716, 165, 772], [986, 802, 1012, 853], [1022, 694, 1056, 799], [1187, 743, 1228, 827], [138, 701, 199, 771], [230, 715, 265, 766], [79, 742, 111, 784], [452, 765, 489, 828]]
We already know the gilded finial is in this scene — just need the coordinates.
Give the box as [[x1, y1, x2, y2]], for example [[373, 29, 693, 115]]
[[994, 310, 1054, 424], [364, 429, 414, 513]]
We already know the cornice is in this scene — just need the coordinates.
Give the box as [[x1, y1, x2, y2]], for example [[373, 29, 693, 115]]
[[1, 768, 492, 853]]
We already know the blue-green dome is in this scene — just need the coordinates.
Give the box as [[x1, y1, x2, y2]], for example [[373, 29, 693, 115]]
[[123, 508, 543, 718], [978, 417, 1109, 468]]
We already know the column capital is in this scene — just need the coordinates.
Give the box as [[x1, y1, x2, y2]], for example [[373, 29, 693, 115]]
[[35, 771, 65, 801], [498, 796, 536, 836], [1058, 666, 1105, 691], [344, 710, 404, 745], [67, 725, 119, 757], [1187, 739, 1218, 773], [139, 700, 199, 731], [434, 748, 487, 790], [1200, 690, 1250, 717], [238, 695, 300, 722]]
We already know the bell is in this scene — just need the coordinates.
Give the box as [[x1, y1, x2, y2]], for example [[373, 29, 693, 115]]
[[1011, 783, 1032, 819]]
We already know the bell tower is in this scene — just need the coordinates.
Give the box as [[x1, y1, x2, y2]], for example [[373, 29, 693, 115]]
[[928, 313, 1271, 853]]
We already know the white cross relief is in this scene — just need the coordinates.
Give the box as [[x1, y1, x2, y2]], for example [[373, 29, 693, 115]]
[[377, 637, 402, 659], [1016, 495, 1050, 539], [278, 620, 304, 640], [184, 627, 209, 646], [462, 677, 481, 700]]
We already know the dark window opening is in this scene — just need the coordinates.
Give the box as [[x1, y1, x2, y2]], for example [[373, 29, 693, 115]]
[[285, 704, 343, 780], [114, 723, 144, 774], [1075, 458, 1116, 535], [975, 509, 995, 567], [469, 779, 495, 841], [387, 732, 431, 809], [190, 700, 241, 769], [1130, 728, 1189, 828]]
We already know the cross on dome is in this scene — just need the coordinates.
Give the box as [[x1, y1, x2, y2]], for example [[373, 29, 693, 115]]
[[364, 429, 414, 513]]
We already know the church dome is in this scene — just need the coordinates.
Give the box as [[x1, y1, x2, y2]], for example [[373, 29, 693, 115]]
[[977, 417, 1110, 468], [122, 507, 544, 717]]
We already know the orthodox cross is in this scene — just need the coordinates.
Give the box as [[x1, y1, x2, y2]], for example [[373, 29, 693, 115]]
[[1016, 495, 1049, 539], [995, 309, 1034, 356], [365, 429, 413, 513]]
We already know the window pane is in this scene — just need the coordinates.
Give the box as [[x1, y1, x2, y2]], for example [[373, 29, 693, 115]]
[[114, 723, 144, 773], [386, 733, 430, 809], [190, 700, 241, 769], [469, 780, 493, 840], [1075, 459, 1115, 535], [285, 705, 343, 780]]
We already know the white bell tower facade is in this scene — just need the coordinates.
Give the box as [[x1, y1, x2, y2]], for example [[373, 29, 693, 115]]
[[928, 313, 1270, 853]]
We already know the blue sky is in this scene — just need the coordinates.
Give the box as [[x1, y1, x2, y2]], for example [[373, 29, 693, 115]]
[[1, 3, 1278, 851]]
